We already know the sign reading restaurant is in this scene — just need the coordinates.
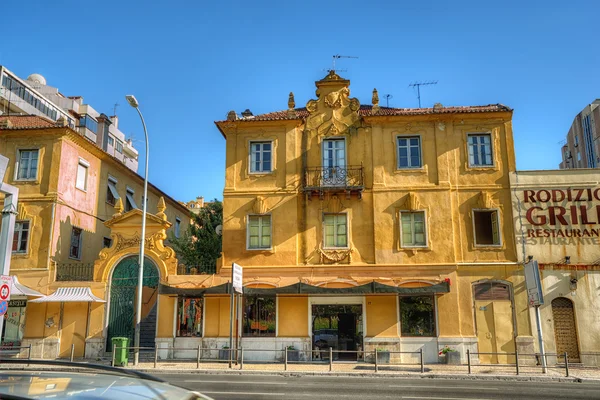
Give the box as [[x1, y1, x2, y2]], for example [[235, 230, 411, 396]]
[[523, 188, 600, 238]]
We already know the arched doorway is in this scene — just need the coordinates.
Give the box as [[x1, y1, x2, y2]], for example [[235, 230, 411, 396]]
[[551, 297, 580, 362], [472, 280, 516, 364], [106, 256, 159, 351]]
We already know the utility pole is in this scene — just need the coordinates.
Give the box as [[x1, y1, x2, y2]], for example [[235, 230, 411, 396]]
[[409, 81, 438, 108]]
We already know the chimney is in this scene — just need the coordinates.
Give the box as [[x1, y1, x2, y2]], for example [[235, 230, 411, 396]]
[[196, 196, 204, 208], [110, 115, 118, 129], [0, 118, 13, 129], [56, 116, 68, 127], [241, 109, 253, 118]]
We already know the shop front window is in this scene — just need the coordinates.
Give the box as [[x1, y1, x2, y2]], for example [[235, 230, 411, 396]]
[[243, 295, 276, 337], [177, 297, 203, 337], [400, 295, 436, 337], [1, 299, 27, 348]]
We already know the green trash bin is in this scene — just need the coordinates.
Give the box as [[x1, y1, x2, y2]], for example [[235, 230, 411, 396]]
[[111, 337, 129, 366]]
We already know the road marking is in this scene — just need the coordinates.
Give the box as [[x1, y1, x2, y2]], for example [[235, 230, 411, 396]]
[[184, 380, 287, 385], [390, 385, 500, 391], [199, 391, 285, 396], [401, 397, 491, 400]]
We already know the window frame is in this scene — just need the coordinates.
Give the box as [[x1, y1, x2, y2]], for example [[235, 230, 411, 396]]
[[467, 133, 494, 168], [15, 149, 40, 181], [175, 217, 182, 238], [75, 158, 89, 191], [246, 214, 272, 250], [399, 210, 428, 248], [106, 176, 119, 206], [249, 141, 273, 174], [176, 297, 204, 337], [323, 213, 349, 249], [472, 208, 502, 247], [399, 295, 437, 337], [69, 227, 83, 260], [12, 220, 30, 254], [242, 295, 276, 337], [396, 135, 422, 169], [125, 187, 137, 211]]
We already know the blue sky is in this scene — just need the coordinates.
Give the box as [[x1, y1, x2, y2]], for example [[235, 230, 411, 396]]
[[2, 0, 599, 201]]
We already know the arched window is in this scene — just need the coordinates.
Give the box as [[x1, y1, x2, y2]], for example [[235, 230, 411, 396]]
[[473, 281, 511, 301]]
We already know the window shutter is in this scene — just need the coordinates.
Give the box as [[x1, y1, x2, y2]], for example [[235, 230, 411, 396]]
[[76, 164, 87, 189], [491, 210, 499, 244]]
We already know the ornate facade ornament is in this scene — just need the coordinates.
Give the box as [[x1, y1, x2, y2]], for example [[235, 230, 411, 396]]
[[433, 102, 444, 111], [114, 232, 156, 253], [402, 192, 423, 211], [305, 72, 361, 137], [156, 196, 167, 220], [477, 191, 498, 209], [318, 246, 353, 264], [252, 196, 268, 214], [226, 110, 238, 121], [287, 92, 297, 118], [372, 88, 380, 113], [113, 198, 124, 216], [16, 203, 33, 221], [326, 194, 344, 213]]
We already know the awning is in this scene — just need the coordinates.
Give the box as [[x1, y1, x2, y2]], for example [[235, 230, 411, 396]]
[[30, 287, 106, 303], [10, 276, 44, 297], [159, 281, 450, 297]]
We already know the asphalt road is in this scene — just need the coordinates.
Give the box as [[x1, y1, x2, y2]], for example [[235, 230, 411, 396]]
[[156, 373, 600, 400]]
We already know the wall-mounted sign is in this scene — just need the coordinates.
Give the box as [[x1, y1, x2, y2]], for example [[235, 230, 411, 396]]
[[524, 260, 544, 306]]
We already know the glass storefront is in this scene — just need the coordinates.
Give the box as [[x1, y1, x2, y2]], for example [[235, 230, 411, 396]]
[[1, 299, 27, 348], [177, 297, 203, 337], [311, 304, 363, 361]]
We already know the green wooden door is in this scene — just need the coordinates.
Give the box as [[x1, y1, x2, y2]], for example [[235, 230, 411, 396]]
[[106, 256, 159, 351]]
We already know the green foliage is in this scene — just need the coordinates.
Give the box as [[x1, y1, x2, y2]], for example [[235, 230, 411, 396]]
[[168, 199, 222, 274]]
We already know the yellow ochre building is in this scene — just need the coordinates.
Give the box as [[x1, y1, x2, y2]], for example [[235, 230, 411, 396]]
[[205, 71, 534, 363]]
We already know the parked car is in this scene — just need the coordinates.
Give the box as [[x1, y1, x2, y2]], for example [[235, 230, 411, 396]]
[[0, 359, 213, 400]]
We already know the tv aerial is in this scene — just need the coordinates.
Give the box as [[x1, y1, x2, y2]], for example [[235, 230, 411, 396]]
[[326, 54, 359, 72], [408, 81, 438, 108]]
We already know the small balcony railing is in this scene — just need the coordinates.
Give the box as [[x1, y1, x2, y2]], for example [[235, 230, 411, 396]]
[[303, 165, 364, 198], [177, 265, 217, 275], [56, 263, 95, 281]]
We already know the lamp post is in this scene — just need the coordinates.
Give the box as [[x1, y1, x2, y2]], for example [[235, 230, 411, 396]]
[[125, 95, 149, 366]]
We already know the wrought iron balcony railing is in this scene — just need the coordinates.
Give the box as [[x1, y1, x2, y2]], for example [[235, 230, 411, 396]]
[[303, 165, 364, 192], [177, 265, 217, 275], [56, 263, 95, 281]]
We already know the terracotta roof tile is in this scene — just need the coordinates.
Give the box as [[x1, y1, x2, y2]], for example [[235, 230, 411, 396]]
[[216, 104, 512, 123], [0, 115, 57, 129]]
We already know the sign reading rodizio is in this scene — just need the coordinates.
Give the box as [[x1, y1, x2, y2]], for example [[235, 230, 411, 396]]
[[523, 188, 600, 240]]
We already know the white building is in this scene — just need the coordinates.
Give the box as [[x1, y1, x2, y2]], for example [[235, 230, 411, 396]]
[[0, 65, 139, 172]]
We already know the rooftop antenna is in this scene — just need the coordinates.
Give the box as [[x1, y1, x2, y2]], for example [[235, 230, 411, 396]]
[[329, 54, 359, 72], [384, 94, 393, 108], [113, 102, 119, 116], [408, 81, 438, 108]]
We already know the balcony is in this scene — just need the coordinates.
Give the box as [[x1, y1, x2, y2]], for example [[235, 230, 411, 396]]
[[177, 265, 217, 275], [56, 263, 94, 281], [303, 165, 364, 200]]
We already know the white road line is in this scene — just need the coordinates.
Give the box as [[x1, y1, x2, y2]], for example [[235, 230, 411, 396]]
[[184, 380, 287, 385], [401, 397, 491, 400], [199, 391, 285, 396], [390, 385, 500, 391]]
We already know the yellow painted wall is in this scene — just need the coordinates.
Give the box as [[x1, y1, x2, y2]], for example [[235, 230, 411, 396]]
[[59, 303, 87, 357], [157, 295, 175, 338], [204, 296, 232, 337], [278, 296, 308, 337], [366, 295, 398, 337]]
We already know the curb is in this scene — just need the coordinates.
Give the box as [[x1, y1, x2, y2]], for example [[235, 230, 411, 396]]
[[130, 367, 596, 383]]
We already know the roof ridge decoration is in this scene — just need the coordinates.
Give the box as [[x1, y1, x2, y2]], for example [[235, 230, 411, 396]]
[[305, 71, 360, 137]]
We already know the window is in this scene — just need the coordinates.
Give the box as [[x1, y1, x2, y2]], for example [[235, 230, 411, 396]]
[[1, 299, 27, 348], [107, 136, 115, 147], [249, 142, 272, 173], [78, 115, 98, 133], [175, 217, 182, 238], [243, 295, 275, 337], [323, 213, 348, 248], [12, 221, 30, 253], [247, 215, 272, 249], [577, 151, 581, 161], [400, 296, 436, 337], [125, 188, 137, 211], [103, 237, 112, 248], [177, 297, 203, 337], [69, 227, 83, 259], [115, 140, 123, 153], [400, 211, 426, 247], [76, 159, 89, 191], [473, 210, 501, 246], [16, 149, 39, 180], [397, 136, 422, 169], [467, 133, 493, 167], [106, 177, 119, 206]]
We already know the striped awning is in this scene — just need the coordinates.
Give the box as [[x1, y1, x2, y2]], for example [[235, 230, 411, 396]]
[[30, 287, 106, 303], [10, 276, 44, 297]]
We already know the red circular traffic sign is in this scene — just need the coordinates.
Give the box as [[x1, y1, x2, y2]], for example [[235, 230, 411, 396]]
[[0, 284, 9, 300]]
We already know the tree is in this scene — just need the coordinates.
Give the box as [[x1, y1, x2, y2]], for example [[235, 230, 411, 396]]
[[169, 199, 222, 274]]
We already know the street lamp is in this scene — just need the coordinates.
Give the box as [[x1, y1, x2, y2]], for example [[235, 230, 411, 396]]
[[125, 94, 149, 366]]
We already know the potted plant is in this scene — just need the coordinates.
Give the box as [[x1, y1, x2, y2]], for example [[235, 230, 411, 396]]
[[219, 345, 230, 360], [438, 346, 460, 364], [376, 348, 390, 364], [286, 345, 300, 362]]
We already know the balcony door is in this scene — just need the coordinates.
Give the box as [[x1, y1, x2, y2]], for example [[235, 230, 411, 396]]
[[322, 138, 346, 186]]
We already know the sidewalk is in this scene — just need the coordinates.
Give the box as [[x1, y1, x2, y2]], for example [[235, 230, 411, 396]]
[[122, 360, 600, 383]]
